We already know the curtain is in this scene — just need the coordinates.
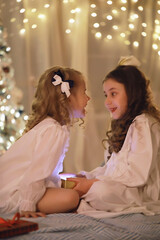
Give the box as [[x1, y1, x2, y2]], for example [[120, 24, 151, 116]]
[[0, 0, 160, 172]]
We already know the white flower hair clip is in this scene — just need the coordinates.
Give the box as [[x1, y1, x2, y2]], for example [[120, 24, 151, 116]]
[[52, 70, 74, 98], [118, 55, 141, 67]]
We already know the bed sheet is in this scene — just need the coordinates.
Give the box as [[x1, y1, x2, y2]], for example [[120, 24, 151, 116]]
[[1, 213, 160, 240]]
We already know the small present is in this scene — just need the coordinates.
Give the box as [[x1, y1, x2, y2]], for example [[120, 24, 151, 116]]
[[0, 212, 38, 239], [61, 179, 76, 189]]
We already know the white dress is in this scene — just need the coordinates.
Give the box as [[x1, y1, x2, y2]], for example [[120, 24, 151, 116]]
[[77, 113, 160, 218], [0, 117, 70, 214]]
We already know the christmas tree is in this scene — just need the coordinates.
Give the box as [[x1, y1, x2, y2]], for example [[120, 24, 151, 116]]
[[0, 24, 28, 156]]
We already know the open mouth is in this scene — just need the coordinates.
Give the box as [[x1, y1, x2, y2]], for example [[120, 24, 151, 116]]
[[110, 107, 117, 113]]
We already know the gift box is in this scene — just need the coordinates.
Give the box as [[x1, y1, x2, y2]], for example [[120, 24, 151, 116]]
[[61, 179, 76, 189], [0, 213, 38, 238]]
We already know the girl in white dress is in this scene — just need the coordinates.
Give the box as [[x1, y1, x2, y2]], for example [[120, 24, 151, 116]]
[[0, 66, 90, 218], [68, 57, 160, 218]]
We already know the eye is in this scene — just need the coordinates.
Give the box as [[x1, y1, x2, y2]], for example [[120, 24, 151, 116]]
[[111, 92, 117, 96]]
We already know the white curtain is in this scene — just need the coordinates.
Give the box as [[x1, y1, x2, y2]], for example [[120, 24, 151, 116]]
[[1, 0, 160, 172]]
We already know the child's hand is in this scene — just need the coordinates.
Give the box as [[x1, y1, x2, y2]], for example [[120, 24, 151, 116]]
[[67, 177, 99, 197], [20, 211, 46, 218]]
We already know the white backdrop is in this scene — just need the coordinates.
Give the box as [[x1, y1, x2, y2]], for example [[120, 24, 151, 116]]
[[0, 0, 160, 172]]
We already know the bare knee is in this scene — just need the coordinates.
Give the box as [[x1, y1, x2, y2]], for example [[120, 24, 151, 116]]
[[65, 189, 80, 209]]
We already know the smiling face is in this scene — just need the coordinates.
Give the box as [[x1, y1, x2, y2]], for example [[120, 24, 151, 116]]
[[103, 78, 128, 120], [69, 79, 90, 118]]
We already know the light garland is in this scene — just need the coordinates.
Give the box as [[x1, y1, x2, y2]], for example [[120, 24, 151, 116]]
[[0, 0, 160, 57]]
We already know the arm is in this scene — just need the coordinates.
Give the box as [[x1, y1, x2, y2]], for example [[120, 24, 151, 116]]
[[67, 177, 99, 197], [18, 123, 69, 214], [98, 116, 160, 187]]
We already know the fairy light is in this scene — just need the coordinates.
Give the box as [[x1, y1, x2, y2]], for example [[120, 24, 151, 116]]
[[129, 23, 135, 29], [107, 1, 112, 5], [95, 32, 102, 38], [91, 13, 97, 17], [69, 18, 75, 23], [157, 10, 160, 14], [90, 4, 96, 8], [20, 8, 25, 13], [120, 32, 126, 37], [106, 34, 112, 39], [113, 25, 119, 30], [19, 28, 26, 35], [132, 0, 138, 2], [44, 4, 50, 8], [23, 18, 28, 23], [152, 43, 158, 50], [75, 8, 81, 12], [138, 6, 143, 11], [158, 51, 160, 55], [38, 14, 46, 19], [9, 136, 15, 142], [133, 41, 139, 47], [65, 29, 71, 34], [16, 0, 22, 2], [31, 8, 37, 13], [142, 22, 147, 27], [121, 0, 127, 3], [121, 7, 126, 11], [112, 9, 118, 15], [10, 18, 16, 23], [141, 32, 147, 37], [31, 24, 37, 29], [155, 19, 160, 24], [10, 109, 15, 114], [63, 0, 69, 3], [93, 23, 100, 28], [106, 15, 113, 20], [24, 115, 29, 121], [6, 47, 11, 52]]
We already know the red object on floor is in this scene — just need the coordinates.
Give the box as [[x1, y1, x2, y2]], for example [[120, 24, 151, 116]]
[[0, 212, 38, 238]]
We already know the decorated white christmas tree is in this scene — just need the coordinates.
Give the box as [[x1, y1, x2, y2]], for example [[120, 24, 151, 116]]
[[0, 24, 28, 155]]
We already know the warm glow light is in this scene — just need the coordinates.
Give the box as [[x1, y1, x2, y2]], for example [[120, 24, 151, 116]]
[[91, 13, 97, 17], [152, 43, 158, 50], [112, 9, 118, 14], [31, 24, 37, 29], [24, 115, 29, 121], [23, 18, 28, 23], [93, 23, 100, 28], [16, 0, 22, 2], [90, 4, 96, 8], [121, 7, 126, 11], [107, 1, 112, 5], [141, 32, 147, 37], [129, 23, 135, 29], [66, 29, 71, 34], [121, 0, 127, 3], [138, 6, 143, 11], [133, 41, 139, 47], [113, 25, 119, 30], [158, 51, 160, 55], [120, 33, 126, 37], [106, 34, 112, 39], [10, 18, 16, 23], [44, 4, 50, 8], [20, 8, 25, 13], [69, 18, 75, 23], [124, 40, 130, 45], [38, 14, 46, 19], [142, 22, 147, 27], [31, 8, 37, 13], [106, 15, 113, 20], [95, 32, 102, 38]]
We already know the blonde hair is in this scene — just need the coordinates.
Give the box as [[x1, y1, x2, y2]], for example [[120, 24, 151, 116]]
[[24, 66, 83, 133]]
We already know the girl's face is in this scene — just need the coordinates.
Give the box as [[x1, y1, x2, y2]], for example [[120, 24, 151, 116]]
[[103, 78, 128, 120], [69, 79, 90, 118]]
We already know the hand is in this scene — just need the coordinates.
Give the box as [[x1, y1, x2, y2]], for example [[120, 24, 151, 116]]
[[67, 177, 99, 197], [20, 211, 46, 218]]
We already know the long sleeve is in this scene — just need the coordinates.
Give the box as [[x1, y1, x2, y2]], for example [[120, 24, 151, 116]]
[[97, 115, 160, 187], [18, 120, 69, 212]]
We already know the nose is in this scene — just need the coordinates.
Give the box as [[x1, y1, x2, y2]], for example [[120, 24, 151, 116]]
[[105, 97, 111, 107], [87, 95, 90, 101]]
